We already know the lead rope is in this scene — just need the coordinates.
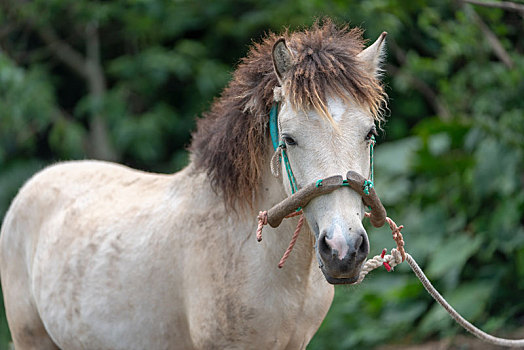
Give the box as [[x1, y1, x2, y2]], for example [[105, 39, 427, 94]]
[[357, 214, 524, 348], [257, 210, 304, 268]]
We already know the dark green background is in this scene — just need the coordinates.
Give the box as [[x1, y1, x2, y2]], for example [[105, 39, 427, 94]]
[[0, 0, 523, 348]]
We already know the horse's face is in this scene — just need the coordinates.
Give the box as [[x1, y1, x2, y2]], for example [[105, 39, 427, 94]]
[[272, 33, 386, 284], [277, 97, 375, 283]]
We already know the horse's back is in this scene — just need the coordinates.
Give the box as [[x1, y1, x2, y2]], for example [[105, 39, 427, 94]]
[[0, 160, 192, 349], [1, 160, 174, 263]]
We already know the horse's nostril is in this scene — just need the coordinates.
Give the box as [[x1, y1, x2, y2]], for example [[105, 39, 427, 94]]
[[357, 232, 369, 255], [354, 235, 363, 250], [319, 232, 330, 255]]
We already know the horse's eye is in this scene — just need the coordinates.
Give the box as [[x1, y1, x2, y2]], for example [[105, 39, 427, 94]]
[[282, 135, 297, 146], [365, 127, 377, 141]]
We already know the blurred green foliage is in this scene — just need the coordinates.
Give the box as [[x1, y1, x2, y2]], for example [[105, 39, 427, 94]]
[[0, 0, 523, 348]]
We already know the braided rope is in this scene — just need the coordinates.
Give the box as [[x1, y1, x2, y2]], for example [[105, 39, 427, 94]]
[[256, 211, 268, 242], [258, 208, 524, 346], [357, 213, 406, 284], [257, 210, 304, 267], [273, 86, 283, 102], [365, 212, 406, 261], [356, 249, 524, 347], [355, 248, 403, 284], [405, 254, 524, 347], [354, 214, 524, 347], [278, 213, 304, 268], [270, 147, 282, 177], [280, 144, 299, 194]]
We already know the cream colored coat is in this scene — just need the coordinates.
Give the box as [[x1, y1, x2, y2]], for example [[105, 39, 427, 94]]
[[0, 32, 386, 350], [1, 160, 332, 349]]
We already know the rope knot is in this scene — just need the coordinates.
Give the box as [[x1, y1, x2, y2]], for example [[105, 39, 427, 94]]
[[390, 248, 403, 265], [273, 86, 283, 102], [256, 211, 268, 242], [363, 180, 374, 195], [386, 217, 406, 261], [270, 147, 282, 177], [380, 248, 392, 272]]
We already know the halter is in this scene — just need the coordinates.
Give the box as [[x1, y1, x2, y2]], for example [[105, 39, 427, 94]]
[[269, 102, 376, 197], [260, 101, 382, 268]]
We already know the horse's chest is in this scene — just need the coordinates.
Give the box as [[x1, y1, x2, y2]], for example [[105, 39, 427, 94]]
[[186, 278, 333, 349]]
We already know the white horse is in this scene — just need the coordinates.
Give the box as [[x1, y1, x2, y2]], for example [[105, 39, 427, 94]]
[[0, 21, 387, 349]]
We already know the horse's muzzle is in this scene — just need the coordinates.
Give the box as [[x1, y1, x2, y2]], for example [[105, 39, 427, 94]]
[[317, 227, 369, 284], [260, 170, 386, 284]]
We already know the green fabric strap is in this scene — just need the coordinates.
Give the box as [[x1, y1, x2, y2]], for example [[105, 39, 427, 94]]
[[269, 103, 279, 151], [269, 102, 376, 206], [363, 135, 375, 195], [280, 141, 299, 194]]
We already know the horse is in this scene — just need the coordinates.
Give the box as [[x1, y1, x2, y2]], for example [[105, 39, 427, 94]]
[[0, 20, 387, 349]]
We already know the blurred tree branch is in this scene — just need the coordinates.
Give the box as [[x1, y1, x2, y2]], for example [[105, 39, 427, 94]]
[[388, 40, 451, 120], [0, 0, 118, 161], [85, 22, 118, 161], [463, 0, 524, 14], [38, 23, 118, 160], [464, 4, 515, 69], [37, 26, 88, 78]]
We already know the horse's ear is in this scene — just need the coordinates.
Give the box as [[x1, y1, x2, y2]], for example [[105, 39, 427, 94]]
[[357, 32, 387, 78], [272, 38, 294, 84]]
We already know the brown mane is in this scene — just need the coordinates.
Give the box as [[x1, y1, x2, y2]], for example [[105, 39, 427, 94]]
[[189, 19, 386, 209]]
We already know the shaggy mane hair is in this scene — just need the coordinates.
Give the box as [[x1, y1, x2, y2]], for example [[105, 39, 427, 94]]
[[190, 19, 387, 209]]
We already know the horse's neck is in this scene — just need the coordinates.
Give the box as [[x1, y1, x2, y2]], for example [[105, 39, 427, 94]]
[[246, 165, 320, 288], [177, 162, 332, 338], [172, 163, 331, 346], [237, 165, 333, 330], [183, 160, 319, 285]]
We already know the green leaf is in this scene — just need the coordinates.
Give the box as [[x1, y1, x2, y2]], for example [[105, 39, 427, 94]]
[[426, 234, 482, 279]]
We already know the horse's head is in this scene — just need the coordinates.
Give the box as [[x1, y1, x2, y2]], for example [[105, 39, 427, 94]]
[[271, 31, 387, 284]]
